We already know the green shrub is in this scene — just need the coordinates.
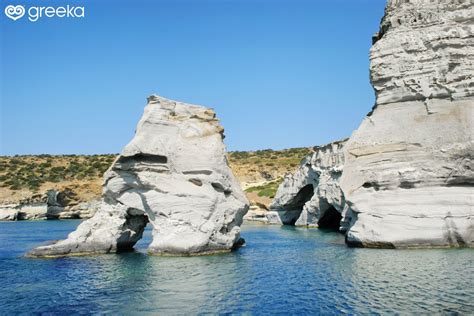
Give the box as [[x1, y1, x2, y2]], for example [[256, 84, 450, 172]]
[[245, 178, 283, 198]]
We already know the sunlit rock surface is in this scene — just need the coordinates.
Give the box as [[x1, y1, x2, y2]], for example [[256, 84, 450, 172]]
[[28, 95, 249, 257], [0, 190, 100, 221], [341, 0, 474, 248], [270, 0, 473, 248], [268, 140, 347, 230]]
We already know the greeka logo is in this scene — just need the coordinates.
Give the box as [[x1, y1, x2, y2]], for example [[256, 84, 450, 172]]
[[4, 5, 24, 20], [4, 4, 85, 22]]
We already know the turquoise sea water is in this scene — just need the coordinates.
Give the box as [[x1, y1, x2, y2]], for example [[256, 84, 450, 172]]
[[0, 220, 473, 314]]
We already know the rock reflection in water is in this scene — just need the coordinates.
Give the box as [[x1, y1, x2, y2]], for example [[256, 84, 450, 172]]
[[0, 221, 472, 314]]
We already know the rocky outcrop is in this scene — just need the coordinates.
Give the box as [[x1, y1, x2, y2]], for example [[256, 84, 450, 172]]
[[340, 0, 474, 248], [45, 189, 100, 219], [268, 139, 347, 229], [0, 194, 48, 220], [28, 95, 249, 257], [0, 190, 100, 221], [270, 0, 473, 248], [242, 191, 272, 223], [56, 200, 100, 219], [243, 205, 269, 223]]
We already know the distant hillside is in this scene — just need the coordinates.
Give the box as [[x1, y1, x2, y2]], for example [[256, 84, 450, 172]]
[[0, 147, 312, 205]]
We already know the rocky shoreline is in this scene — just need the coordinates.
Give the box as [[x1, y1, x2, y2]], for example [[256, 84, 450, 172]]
[[4, 0, 473, 252], [0, 190, 99, 221]]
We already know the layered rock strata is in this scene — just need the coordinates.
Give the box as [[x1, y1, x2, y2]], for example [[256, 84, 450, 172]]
[[270, 0, 473, 248], [28, 95, 249, 257], [341, 0, 474, 248], [268, 139, 347, 230], [0, 191, 99, 221]]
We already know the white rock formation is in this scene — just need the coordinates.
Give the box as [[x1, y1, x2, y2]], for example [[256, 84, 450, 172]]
[[0, 191, 100, 221], [0, 207, 18, 221], [270, 0, 473, 248], [0, 193, 51, 221], [340, 0, 474, 248], [54, 200, 101, 219], [0, 203, 48, 220], [243, 205, 269, 223], [269, 140, 347, 229], [28, 95, 249, 257]]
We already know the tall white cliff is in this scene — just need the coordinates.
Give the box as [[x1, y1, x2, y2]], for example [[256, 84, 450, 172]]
[[271, 0, 473, 248], [341, 0, 474, 248]]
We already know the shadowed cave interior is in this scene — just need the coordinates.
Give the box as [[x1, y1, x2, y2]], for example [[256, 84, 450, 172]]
[[281, 184, 343, 230], [281, 184, 315, 225], [118, 180, 344, 253], [317, 205, 342, 231], [116, 212, 149, 252]]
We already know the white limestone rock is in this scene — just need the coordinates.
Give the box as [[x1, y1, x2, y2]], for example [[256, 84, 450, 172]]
[[57, 199, 101, 219], [0, 206, 19, 221], [0, 194, 49, 221], [28, 95, 249, 257], [340, 0, 474, 248], [269, 0, 473, 248], [265, 211, 283, 225], [269, 140, 347, 230], [0, 191, 100, 221], [243, 205, 269, 223]]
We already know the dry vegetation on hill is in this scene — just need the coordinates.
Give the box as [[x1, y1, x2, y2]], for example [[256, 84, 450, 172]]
[[0, 147, 312, 205], [228, 147, 311, 189], [0, 155, 115, 203]]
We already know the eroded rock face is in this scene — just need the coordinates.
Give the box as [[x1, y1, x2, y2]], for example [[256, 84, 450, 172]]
[[0, 194, 49, 221], [269, 0, 473, 248], [0, 190, 100, 221], [340, 0, 474, 248], [268, 140, 347, 230], [28, 95, 249, 257]]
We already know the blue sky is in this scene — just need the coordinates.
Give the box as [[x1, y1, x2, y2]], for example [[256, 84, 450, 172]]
[[1, 0, 386, 155]]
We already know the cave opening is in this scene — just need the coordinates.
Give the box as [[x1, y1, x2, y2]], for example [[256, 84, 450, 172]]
[[116, 212, 150, 253], [317, 206, 342, 231], [281, 184, 315, 225]]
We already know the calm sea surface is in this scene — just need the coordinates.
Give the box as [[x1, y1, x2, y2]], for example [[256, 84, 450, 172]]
[[0, 220, 473, 314]]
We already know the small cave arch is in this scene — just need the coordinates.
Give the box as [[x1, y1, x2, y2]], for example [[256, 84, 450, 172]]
[[281, 184, 315, 225], [115, 208, 150, 253], [317, 205, 342, 231]]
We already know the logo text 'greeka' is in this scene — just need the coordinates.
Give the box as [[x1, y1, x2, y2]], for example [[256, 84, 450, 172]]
[[4, 4, 85, 22]]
